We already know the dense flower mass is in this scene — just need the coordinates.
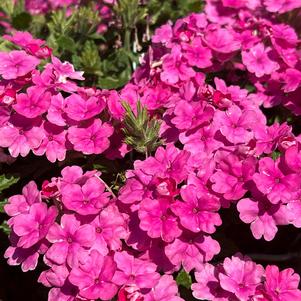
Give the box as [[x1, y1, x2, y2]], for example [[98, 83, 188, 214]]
[[2, 0, 301, 300]]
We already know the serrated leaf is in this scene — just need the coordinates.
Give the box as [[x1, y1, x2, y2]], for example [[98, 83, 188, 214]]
[[57, 36, 77, 53], [176, 269, 192, 289], [0, 174, 19, 193]]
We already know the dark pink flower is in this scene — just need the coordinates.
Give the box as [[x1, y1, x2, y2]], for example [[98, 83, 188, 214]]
[[138, 198, 182, 242], [237, 197, 289, 241], [253, 157, 300, 204], [113, 251, 160, 289], [12, 203, 57, 248], [263, 265, 301, 300], [68, 119, 113, 155], [46, 214, 95, 267], [165, 231, 220, 272], [69, 250, 118, 300], [144, 275, 184, 301], [219, 254, 264, 301], [242, 43, 279, 77], [0, 50, 40, 79], [171, 185, 221, 233]]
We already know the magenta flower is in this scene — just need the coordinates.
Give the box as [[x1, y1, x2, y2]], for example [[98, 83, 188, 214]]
[[90, 204, 128, 254], [51, 56, 84, 83], [65, 93, 104, 121], [183, 37, 212, 68], [13, 86, 51, 118], [113, 251, 160, 289], [69, 250, 118, 300], [211, 153, 256, 200], [5, 181, 41, 218], [242, 43, 279, 78], [117, 284, 144, 301], [253, 157, 299, 204], [33, 122, 67, 163], [0, 114, 44, 157], [61, 176, 110, 215], [171, 185, 221, 233], [138, 198, 182, 242], [216, 104, 258, 144], [263, 265, 301, 300], [144, 275, 184, 301], [4, 236, 49, 272], [219, 254, 264, 301], [160, 46, 195, 84], [165, 231, 220, 272], [237, 197, 289, 241], [12, 203, 57, 248], [0, 50, 40, 79], [46, 214, 95, 267], [171, 100, 214, 131], [203, 26, 241, 53], [46, 93, 67, 126], [192, 263, 233, 300], [68, 119, 113, 155]]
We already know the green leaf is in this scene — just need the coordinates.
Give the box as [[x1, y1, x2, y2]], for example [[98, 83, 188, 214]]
[[0, 198, 7, 213], [176, 269, 192, 289], [0, 174, 19, 194], [12, 12, 32, 30], [122, 100, 162, 155], [57, 36, 77, 53]]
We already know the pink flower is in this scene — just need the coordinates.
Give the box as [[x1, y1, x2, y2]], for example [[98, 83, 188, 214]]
[[51, 56, 84, 83], [61, 175, 110, 215], [144, 275, 184, 301], [33, 122, 66, 162], [263, 265, 301, 300], [0, 50, 40, 79], [68, 119, 113, 155], [90, 204, 128, 254], [203, 26, 241, 53], [5, 181, 41, 218], [152, 23, 173, 45], [237, 197, 289, 241], [183, 37, 212, 68], [46, 93, 67, 126], [118, 284, 144, 301], [12, 203, 57, 248], [211, 154, 256, 200], [69, 250, 118, 300], [13, 86, 51, 118], [138, 198, 182, 242], [242, 43, 279, 78], [171, 100, 214, 131], [65, 93, 104, 121], [171, 185, 221, 233], [4, 237, 48, 272], [219, 254, 264, 301], [264, 0, 301, 13], [0, 114, 44, 157], [215, 105, 258, 144], [283, 69, 301, 93], [253, 157, 299, 204], [192, 263, 233, 300], [160, 46, 195, 84], [46, 214, 95, 267], [165, 232, 220, 272], [113, 251, 160, 289]]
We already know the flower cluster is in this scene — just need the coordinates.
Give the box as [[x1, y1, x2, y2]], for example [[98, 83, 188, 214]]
[[192, 253, 301, 301], [3, 166, 187, 300], [0, 31, 132, 162], [2, 0, 301, 300]]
